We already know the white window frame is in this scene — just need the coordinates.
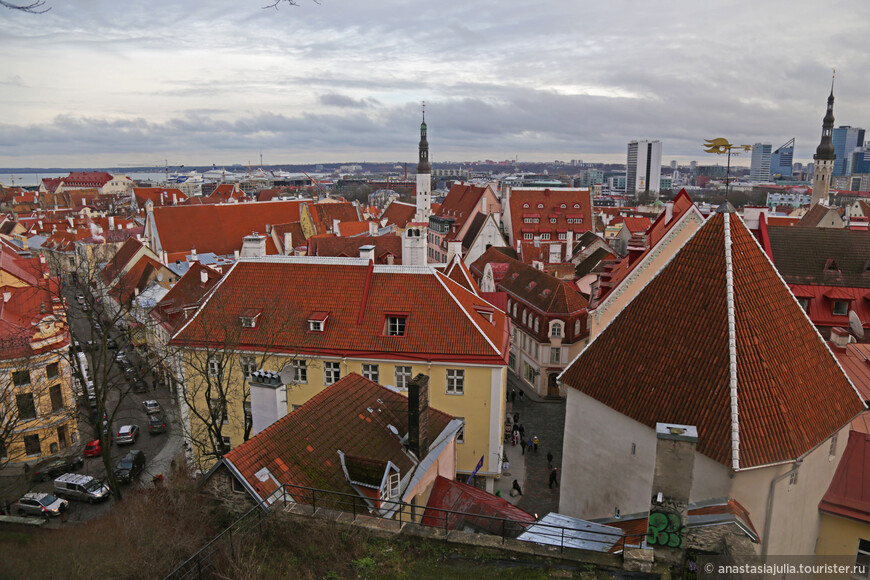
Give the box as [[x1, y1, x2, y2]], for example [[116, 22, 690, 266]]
[[446, 369, 464, 395], [551, 322, 563, 338], [833, 301, 849, 316], [240, 355, 257, 381], [308, 320, 324, 332], [523, 233, 533, 240], [550, 347, 561, 364], [292, 359, 308, 383], [395, 366, 412, 390], [324, 361, 341, 385], [362, 363, 379, 382], [385, 316, 407, 336], [207, 357, 220, 377]]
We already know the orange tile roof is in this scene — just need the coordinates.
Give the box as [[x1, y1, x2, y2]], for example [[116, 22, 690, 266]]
[[172, 258, 509, 364], [309, 201, 361, 234], [832, 343, 870, 402], [560, 210, 865, 469], [508, 188, 594, 245], [110, 255, 163, 305], [819, 431, 870, 524], [381, 201, 416, 229], [336, 221, 372, 237], [62, 171, 113, 187], [151, 200, 305, 262], [422, 475, 535, 532], [222, 372, 454, 499], [443, 257, 482, 295]]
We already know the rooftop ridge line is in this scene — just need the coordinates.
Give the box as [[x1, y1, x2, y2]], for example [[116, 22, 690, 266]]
[[724, 212, 740, 471]]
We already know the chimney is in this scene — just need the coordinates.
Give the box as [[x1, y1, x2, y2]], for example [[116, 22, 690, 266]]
[[407, 374, 430, 460], [446, 240, 463, 263], [831, 327, 852, 350], [248, 370, 287, 435], [332, 218, 340, 233], [648, 423, 697, 567], [359, 244, 375, 263], [665, 200, 674, 223], [240, 233, 267, 258], [172, 193, 178, 205], [283, 231, 293, 255], [190, 247, 197, 262], [200, 269, 208, 284], [481, 196, 487, 213], [368, 220, 378, 235], [108, 216, 115, 230]]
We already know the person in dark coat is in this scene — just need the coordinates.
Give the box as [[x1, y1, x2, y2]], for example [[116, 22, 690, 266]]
[[547, 451, 554, 467], [510, 389, 516, 402], [512, 479, 523, 496], [549, 467, 559, 488]]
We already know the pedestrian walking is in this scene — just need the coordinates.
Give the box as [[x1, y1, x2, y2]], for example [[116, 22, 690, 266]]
[[533, 435, 539, 452], [547, 451, 554, 467], [512, 430, 518, 446], [521, 436, 526, 454], [512, 479, 523, 496], [519, 390, 525, 402], [518, 424, 525, 439], [549, 467, 559, 488], [513, 412, 519, 424], [527, 438, 534, 454], [510, 388, 516, 403]]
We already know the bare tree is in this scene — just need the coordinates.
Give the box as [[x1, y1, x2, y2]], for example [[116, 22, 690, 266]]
[[0, 0, 50, 13], [172, 297, 311, 472]]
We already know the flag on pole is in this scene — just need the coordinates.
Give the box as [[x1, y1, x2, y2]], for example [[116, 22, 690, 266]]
[[466, 456, 485, 484]]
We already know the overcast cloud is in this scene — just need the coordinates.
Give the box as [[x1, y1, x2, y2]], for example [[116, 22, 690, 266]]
[[1, 0, 868, 168]]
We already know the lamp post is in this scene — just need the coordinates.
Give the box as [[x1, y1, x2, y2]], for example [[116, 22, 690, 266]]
[[703, 138, 752, 203]]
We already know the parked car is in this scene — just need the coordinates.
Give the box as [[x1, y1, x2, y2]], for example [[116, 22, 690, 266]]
[[29, 455, 85, 482], [116, 425, 139, 445], [106, 337, 118, 349], [16, 492, 67, 517], [75, 294, 85, 305], [114, 351, 128, 363], [114, 450, 146, 484], [54, 473, 110, 503], [83, 440, 101, 458], [132, 378, 148, 393], [142, 400, 162, 415], [124, 366, 138, 380], [147, 413, 167, 434]]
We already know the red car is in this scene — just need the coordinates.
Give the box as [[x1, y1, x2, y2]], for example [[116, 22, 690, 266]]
[[83, 440, 101, 458]]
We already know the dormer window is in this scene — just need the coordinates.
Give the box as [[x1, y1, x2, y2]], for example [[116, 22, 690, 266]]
[[537, 203, 544, 209], [551, 322, 563, 337], [574, 204, 580, 208], [384, 314, 408, 336], [824, 258, 840, 272], [560, 204, 566, 208], [308, 311, 329, 332], [239, 308, 261, 328], [522, 203, 530, 208]]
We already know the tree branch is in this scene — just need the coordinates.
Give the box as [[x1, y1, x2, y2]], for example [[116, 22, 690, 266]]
[[0, 0, 51, 13]]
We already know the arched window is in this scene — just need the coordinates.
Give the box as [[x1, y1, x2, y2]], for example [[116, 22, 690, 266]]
[[534, 318, 539, 332], [574, 319, 581, 335], [513, 304, 517, 317], [551, 322, 562, 338], [522, 310, 527, 324]]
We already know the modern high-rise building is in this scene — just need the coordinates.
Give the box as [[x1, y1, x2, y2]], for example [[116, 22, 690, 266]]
[[832, 126, 865, 175], [770, 139, 795, 178], [750, 143, 772, 182], [626, 140, 662, 198]]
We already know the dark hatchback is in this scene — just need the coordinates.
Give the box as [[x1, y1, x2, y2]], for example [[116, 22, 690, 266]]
[[29, 455, 85, 482], [148, 414, 167, 434], [114, 450, 146, 484]]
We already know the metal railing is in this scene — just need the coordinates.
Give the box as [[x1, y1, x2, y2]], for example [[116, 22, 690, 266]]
[[165, 482, 630, 580]]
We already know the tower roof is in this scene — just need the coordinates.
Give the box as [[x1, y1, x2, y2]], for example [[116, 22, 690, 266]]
[[559, 210, 865, 470], [417, 107, 431, 174], [815, 82, 836, 160]]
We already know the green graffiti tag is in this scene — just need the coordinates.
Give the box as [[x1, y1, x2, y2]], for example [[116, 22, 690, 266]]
[[646, 510, 686, 549]]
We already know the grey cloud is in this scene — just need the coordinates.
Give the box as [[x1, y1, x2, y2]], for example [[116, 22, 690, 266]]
[[319, 93, 380, 109]]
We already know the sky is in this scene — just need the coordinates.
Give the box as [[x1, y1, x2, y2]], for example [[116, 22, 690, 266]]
[[1, 0, 868, 169]]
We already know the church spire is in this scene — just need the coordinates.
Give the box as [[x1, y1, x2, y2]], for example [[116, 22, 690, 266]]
[[812, 73, 836, 206], [414, 102, 432, 224], [417, 102, 431, 174]]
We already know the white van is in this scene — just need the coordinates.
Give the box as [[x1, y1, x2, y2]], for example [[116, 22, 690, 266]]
[[54, 473, 110, 503]]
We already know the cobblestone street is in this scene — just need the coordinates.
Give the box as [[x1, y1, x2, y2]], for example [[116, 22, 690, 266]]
[[505, 371, 566, 518]]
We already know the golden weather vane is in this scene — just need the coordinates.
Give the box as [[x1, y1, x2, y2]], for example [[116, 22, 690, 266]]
[[702, 138, 753, 202]]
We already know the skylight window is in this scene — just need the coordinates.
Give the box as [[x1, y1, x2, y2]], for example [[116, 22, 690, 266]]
[[384, 315, 408, 336]]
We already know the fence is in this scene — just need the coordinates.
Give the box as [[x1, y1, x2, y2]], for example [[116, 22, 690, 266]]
[[165, 482, 629, 580]]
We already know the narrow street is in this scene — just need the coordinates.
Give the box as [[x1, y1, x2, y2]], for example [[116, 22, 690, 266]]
[[505, 371, 566, 519]]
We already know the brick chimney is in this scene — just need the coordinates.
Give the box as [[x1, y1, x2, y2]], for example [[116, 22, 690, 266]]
[[648, 423, 697, 567], [407, 373, 430, 460]]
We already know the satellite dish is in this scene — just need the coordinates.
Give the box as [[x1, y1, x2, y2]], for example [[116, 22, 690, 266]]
[[849, 310, 865, 340]]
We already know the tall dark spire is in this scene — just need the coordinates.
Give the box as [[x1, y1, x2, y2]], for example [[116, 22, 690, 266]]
[[417, 103, 430, 174], [815, 73, 836, 161]]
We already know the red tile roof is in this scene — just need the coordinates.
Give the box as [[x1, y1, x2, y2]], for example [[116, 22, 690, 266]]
[[612, 215, 652, 233], [421, 475, 535, 532], [172, 259, 509, 364], [309, 201, 361, 234], [101, 237, 145, 285], [109, 255, 163, 306], [819, 431, 870, 524], [133, 187, 188, 207], [336, 221, 372, 237], [832, 343, 870, 402], [62, 171, 113, 188], [560, 211, 866, 469], [444, 257, 482, 295], [381, 201, 416, 229], [508, 188, 594, 245], [307, 235, 401, 264], [152, 263, 224, 333], [222, 373, 454, 499], [270, 222, 307, 251], [151, 200, 305, 262], [435, 184, 490, 240]]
